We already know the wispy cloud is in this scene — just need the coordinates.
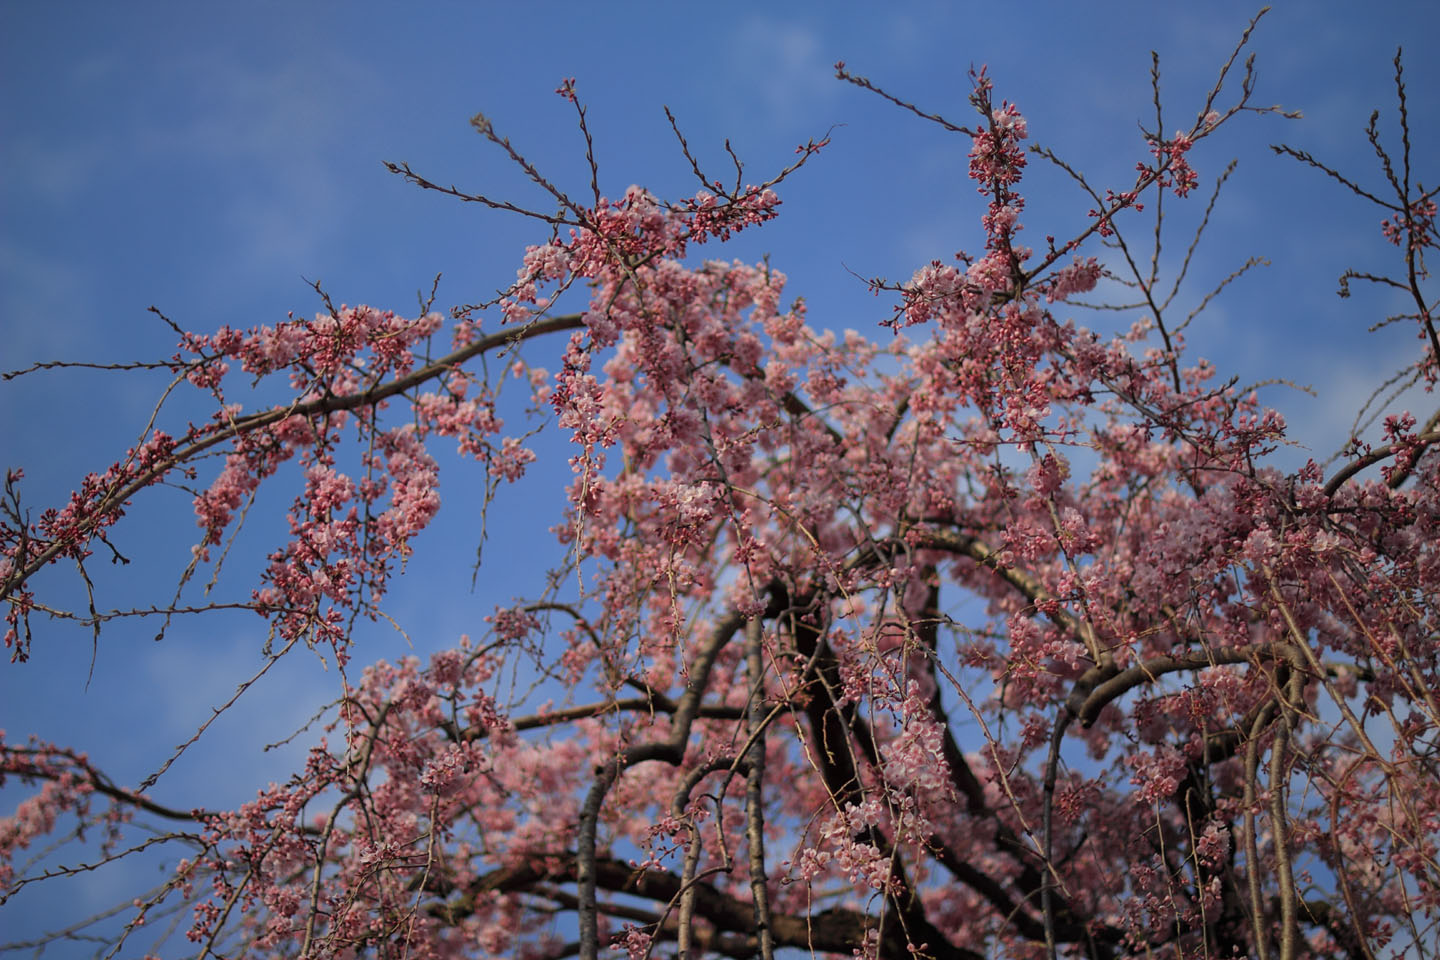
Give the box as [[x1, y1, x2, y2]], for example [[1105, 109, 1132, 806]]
[[139, 625, 342, 804], [730, 15, 839, 126], [1274, 335, 1433, 471], [0, 239, 93, 357], [130, 51, 380, 277]]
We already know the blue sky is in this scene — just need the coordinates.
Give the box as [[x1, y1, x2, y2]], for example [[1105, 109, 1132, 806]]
[[2, 1, 1437, 954]]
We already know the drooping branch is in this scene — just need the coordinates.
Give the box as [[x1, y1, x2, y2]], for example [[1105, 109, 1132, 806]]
[[4, 746, 219, 826], [3, 313, 587, 601]]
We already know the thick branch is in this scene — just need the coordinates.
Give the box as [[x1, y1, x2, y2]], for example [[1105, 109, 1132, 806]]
[[1072, 642, 1301, 727], [916, 529, 1096, 651], [1322, 429, 1440, 495], [575, 610, 743, 960], [445, 695, 744, 743], [743, 617, 776, 960], [445, 855, 983, 960]]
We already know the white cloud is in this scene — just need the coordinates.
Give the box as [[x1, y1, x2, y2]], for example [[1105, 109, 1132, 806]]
[[731, 16, 838, 125], [127, 49, 381, 278], [1274, 335, 1434, 473]]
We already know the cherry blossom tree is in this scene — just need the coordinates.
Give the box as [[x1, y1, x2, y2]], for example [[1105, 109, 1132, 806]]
[[3, 14, 1437, 960]]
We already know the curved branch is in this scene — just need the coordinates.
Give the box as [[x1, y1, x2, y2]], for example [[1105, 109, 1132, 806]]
[[4, 313, 586, 599], [575, 610, 743, 960], [442, 855, 983, 960], [1323, 429, 1440, 496], [915, 528, 1095, 651], [4, 746, 217, 825], [1074, 642, 1299, 727]]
